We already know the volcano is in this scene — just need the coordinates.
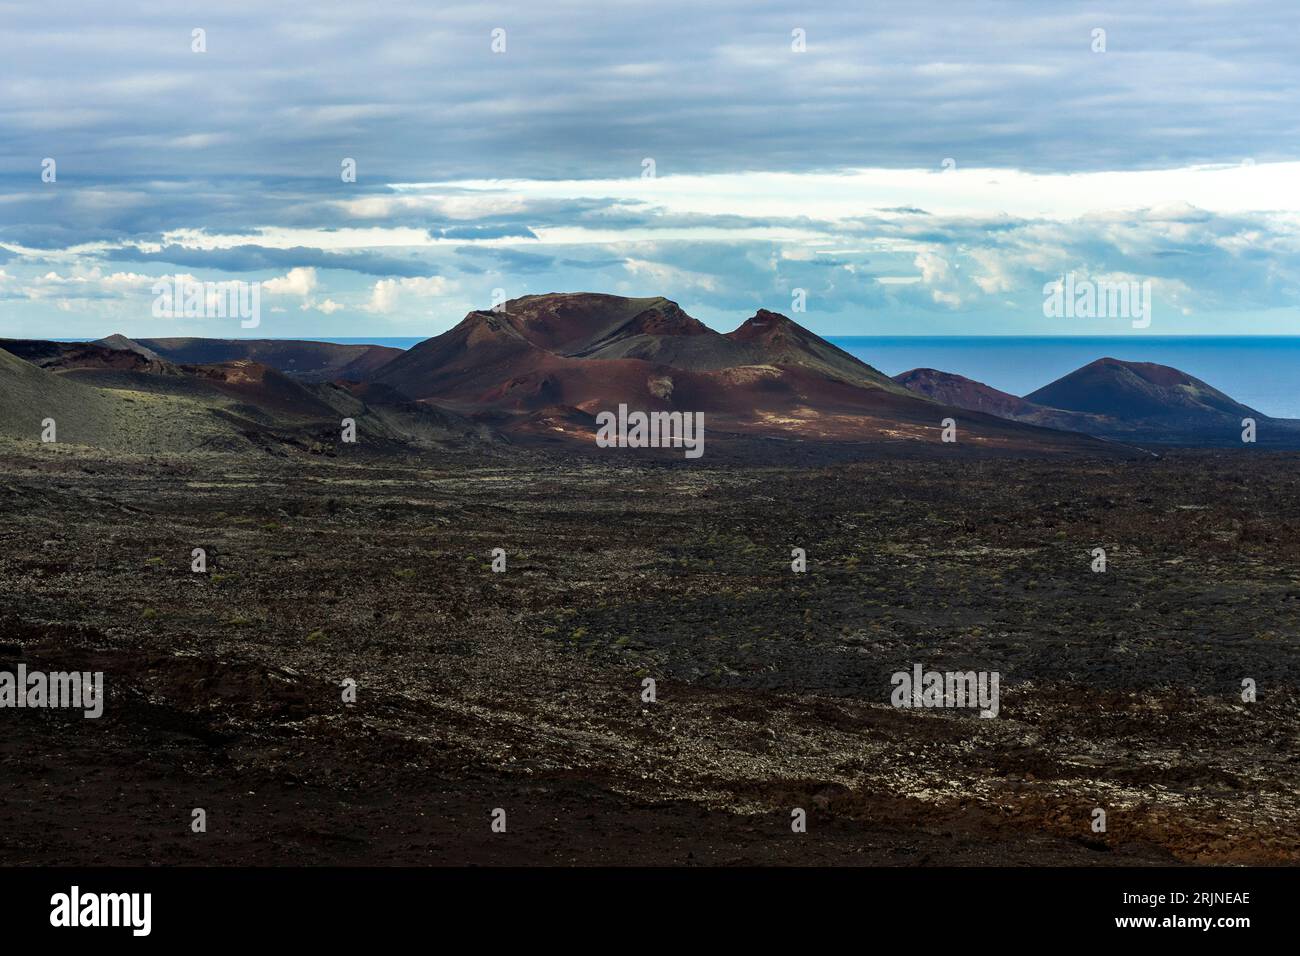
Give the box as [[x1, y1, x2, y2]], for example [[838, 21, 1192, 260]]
[[369, 293, 1120, 456], [1025, 357, 1258, 423], [1023, 357, 1300, 445]]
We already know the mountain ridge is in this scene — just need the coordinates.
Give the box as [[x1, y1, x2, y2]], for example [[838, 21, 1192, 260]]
[[12, 293, 1291, 455]]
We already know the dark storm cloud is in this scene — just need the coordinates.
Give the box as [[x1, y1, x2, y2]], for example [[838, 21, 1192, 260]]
[[454, 247, 556, 273], [2, 0, 1297, 185]]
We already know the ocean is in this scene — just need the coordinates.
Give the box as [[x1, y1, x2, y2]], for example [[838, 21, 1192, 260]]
[[317, 335, 1300, 419]]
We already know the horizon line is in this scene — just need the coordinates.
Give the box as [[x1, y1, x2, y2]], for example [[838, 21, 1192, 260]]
[[30, 332, 1300, 344]]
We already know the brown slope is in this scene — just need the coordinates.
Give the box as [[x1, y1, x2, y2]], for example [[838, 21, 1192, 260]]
[[181, 360, 345, 418], [894, 367, 1040, 417], [726, 310, 910, 393], [7, 337, 331, 418], [372, 310, 557, 402], [371, 301, 829, 412], [551, 297, 909, 393], [485, 361, 1117, 456], [490, 293, 670, 352], [567, 298, 743, 368], [479, 295, 908, 393]]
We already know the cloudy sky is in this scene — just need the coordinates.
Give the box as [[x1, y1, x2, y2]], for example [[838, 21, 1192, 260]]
[[2, 0, 1299, 340]]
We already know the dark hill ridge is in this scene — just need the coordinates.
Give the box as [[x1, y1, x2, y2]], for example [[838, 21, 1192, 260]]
[[129, 336, 402, 382], [0, 338, 178, 375], [21, 293, 1290, 454], [0, 337, 493, 454], [95, 333, 162, 361]]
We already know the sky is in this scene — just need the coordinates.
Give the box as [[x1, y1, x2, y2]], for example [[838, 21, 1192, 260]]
[[2, 0, 1299, 340]]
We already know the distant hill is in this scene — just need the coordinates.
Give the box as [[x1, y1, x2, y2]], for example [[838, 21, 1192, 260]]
[[1, 338, 174, 373], [894, 358, 1300, 447], [132, 337, 402, 382], [95, 333, 162, 361], [1026, 358, 1258, 422]]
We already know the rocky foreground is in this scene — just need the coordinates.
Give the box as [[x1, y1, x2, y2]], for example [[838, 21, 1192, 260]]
[[1, 440, 1296, 865]]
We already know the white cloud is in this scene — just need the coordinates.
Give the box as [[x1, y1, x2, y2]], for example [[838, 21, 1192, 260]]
[[17, 268, 181, 300], [399, 162, 1300, 227], [262, 266, 318, 297], [914, 251, 952, 286], [365, 275, 450, 314], [623, 258, 719, 292]]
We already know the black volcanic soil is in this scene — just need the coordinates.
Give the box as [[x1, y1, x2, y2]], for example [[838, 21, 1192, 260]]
[[1, 441, 1297, 866]]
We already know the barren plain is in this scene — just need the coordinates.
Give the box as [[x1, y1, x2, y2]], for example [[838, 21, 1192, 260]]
[[1, 440, 1296, 865]]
